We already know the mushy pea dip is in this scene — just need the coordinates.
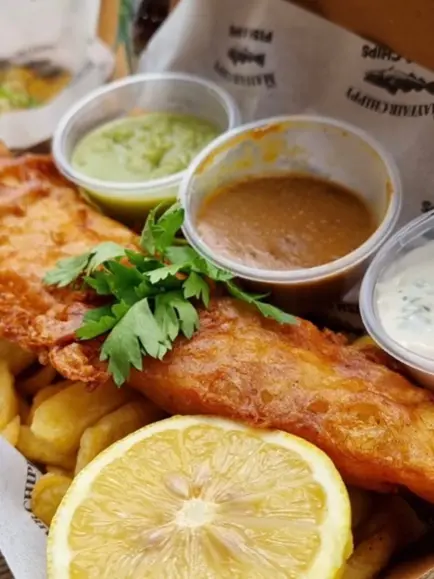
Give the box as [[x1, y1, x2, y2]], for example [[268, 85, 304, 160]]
[[71, 112, 220, 183]]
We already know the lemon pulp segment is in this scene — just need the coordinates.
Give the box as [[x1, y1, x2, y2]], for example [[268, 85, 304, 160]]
[[48, 415, 352, 578]]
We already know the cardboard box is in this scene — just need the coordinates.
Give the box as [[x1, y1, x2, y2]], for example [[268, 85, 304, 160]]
[[292, 0, 434, 72], [169, 0, 434, 71]]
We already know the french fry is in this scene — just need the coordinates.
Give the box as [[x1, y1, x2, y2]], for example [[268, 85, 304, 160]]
[[17, 426, 76, 470], [352, 336, 376, 350], [343, 526, 397, 579], [28, 383, 67, 424], [17, 364, 57, 396], [17, 394, 31, 425], [0, 338, 36, 375], [347, 487, 374, 531], [351, 335, 399, 370], [384, 555, 434, 579], [343, 496, 426, 579], [30, 381, 134, 454], [0, 359, 18, 429], [45, 465, 73, 477], [33, 383, 68, 406], [75, 399, 166, 474], [1, 415, 20, 447], [31, 473, 71, 527]]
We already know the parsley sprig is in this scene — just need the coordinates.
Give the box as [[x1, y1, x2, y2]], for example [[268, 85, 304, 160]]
[[44, 203, 296, 386]]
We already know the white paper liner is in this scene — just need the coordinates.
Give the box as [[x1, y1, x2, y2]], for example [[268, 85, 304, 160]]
[[0, 440, 45, 579]]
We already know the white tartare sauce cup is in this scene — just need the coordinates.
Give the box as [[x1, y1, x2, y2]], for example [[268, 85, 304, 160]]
[[360, 211, 434, 389]]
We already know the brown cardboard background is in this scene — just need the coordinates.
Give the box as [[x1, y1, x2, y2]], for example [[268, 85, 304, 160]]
[[169, 0, 434, 71], [292, 0, 434, 72]]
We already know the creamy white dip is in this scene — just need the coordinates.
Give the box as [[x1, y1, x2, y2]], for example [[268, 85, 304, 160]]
[[376, 241, 434, 359]]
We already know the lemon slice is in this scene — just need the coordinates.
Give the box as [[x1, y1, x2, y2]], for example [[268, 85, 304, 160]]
[[48, 415, 352, 578]]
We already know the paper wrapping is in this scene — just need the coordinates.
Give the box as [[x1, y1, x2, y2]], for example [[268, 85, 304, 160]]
[[0, 441, 45, 579], [0, 0, 114, 149], [139, 0, 434, 329]]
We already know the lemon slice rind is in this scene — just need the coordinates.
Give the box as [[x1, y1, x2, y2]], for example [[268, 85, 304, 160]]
[[48, 414, 352, 579]]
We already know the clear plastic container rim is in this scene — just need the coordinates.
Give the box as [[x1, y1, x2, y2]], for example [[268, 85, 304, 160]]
[[360, 209, 434, 374], [180, 114, 403, 284], [52, 72, 242, 196]]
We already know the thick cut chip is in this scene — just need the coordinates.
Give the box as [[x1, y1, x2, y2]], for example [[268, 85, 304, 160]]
[[0, 339, 36, 375], [17, 364, 57, 396], [17, 426, 76, 470], [48, 416, 352, 579], [46, 466, 73, 478], [0, 360, 18, 430], [33, 383, 69, 408], [28, 383, 68, 424], [352, 336, 376, 350], [32, 474, 72, 527], [17, 394, 31, 425], [347, 487, 373, 531], [30, 381, 134, 454], [75, 399, 165, 474], [342, 496, 426, 579], [1, 415, 20, 447]]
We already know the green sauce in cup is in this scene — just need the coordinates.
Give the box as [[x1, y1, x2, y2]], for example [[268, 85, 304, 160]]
[[71, 112, 220, 183]]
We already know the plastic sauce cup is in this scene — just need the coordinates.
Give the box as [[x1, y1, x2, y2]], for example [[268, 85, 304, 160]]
[[360, 211, 434, 390], [52, 72, 241, 226], [180, 115, 402, 313]]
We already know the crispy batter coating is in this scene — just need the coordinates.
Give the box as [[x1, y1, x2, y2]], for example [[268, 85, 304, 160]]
[[3, 154, 434, 503], [126, 298, 434, 503], [0, 154, 136, 348]]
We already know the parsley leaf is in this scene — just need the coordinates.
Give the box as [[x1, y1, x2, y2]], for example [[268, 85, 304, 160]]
[[139, 205, 159, 255], [196, 259, 234, 282], [155, 294, 180, 341], [111, 301, 130, 320], [125, 250, 161, 273], [76, 306, 117, 340], [164, 245, 197, 265], [84, 271, 112, 295], [154, 202, 185, 253], [85, 242, 126, 274], [43, 253, 91, 287], [255, 301, 298, 323], [100, 298, 170, 386], [43, 242, 126, 288], [165, 245, 233, 281], [135, 279, 155, 300], [140, 202, 184, 256], [44, 200, 297, 386], [170, 294, 200, 338], [183, 272, 210, 306], [147, 263, 183, 284], [154, 291, 199, 340], [225, 281, 297, 324], [104, 261, 144, 305]]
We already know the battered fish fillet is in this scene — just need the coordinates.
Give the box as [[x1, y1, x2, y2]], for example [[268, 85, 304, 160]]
[[42, 296, 434, 504], [3, 154, 434, 504], [126, 298, 434, 503], [0, 153, 136, 349]]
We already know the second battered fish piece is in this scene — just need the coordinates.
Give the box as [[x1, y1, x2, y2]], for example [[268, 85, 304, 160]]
[[125, 298, 434, 504]]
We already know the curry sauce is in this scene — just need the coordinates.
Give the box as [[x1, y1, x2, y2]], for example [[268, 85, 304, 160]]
[[196, 174, 376, 271]]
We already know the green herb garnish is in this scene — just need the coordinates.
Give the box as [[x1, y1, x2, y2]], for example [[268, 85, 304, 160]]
[[44, 202, 297, 386]]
